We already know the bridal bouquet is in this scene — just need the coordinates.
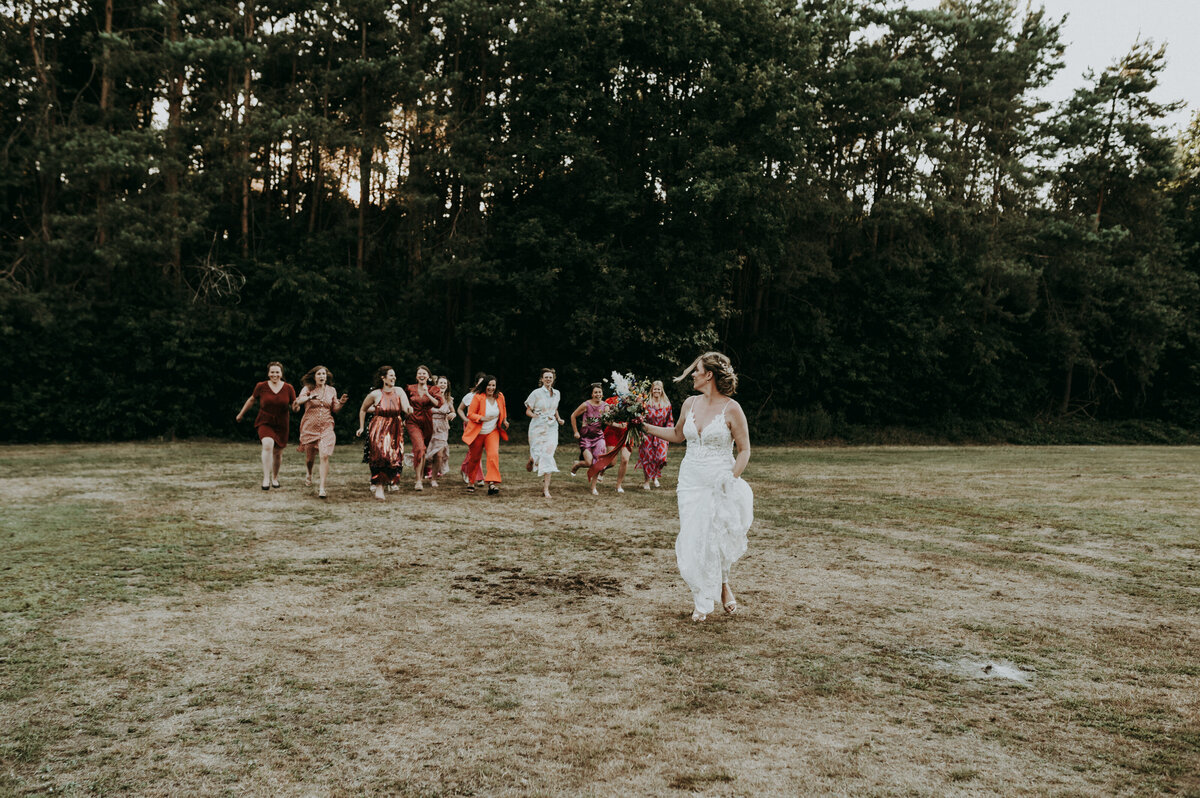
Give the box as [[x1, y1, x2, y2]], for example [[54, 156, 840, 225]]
[[600, 372, 653, 439], [588, 371, 652, 479]]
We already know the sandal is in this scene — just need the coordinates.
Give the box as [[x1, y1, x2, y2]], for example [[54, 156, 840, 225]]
[[318, 489, 327, 499], [691, 611, 706, 623], [304, 475, 313, 488], [722, 586, 738, 615]]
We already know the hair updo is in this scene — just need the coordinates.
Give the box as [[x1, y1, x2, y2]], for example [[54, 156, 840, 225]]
[[674, 351, 738, 396]]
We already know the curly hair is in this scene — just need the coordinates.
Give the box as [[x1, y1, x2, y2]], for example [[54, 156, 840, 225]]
[[301, 365, 333, 390], [674, 351, 738, 396], [373, 365, 396, 389]]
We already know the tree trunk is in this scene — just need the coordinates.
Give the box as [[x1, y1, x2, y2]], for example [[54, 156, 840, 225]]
[[1059, 362, 1073, 415], [357, 19, 370, 271], [240, 2, 254, 259], [97, 0, 113, 248], [164, 0, 183, 284]]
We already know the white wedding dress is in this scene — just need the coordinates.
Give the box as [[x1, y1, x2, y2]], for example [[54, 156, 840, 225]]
[[676, 401, 754, 616]]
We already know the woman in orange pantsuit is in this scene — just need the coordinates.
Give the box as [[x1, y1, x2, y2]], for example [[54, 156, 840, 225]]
[[461, 375, 509, 496]]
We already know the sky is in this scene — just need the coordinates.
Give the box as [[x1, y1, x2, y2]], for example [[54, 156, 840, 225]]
[[909, 0, 1200, 133]]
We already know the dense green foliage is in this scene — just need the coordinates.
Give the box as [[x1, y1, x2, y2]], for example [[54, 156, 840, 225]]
[[2, 0, 1197, 441]]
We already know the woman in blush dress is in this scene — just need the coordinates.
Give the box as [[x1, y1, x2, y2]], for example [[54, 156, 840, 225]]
[[462, 375, 509, 496], [294, 365, 348, 499], [404, 365, 443, 492], [457, 371, 486, 486], [423, 376, 454, 488], [569, 383, 606, 496], [636, 380, 674, 490], [356, 366, 414, 500], [640, 352, 753, 623], [236, 361, 297, 490], [525, 368, 564, 498]]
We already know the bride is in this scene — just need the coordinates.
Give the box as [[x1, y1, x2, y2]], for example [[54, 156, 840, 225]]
[[640, 352, 753, 622]]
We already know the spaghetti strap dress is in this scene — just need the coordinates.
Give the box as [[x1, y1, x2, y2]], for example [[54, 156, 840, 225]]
[[365, 390, 404, 485]]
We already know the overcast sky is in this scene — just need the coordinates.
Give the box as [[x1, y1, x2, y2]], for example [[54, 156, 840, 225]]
[[908, 0, 1200, 133]]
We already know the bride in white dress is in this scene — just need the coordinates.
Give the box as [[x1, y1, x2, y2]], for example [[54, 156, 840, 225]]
[[641, 352, 753, 622]]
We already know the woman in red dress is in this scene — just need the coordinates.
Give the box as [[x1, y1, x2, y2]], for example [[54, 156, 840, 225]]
[[356, 366, 413, 500], [601, 396, 632, 494], [404, 365, 444, 492], [236, 361, 297, 490]]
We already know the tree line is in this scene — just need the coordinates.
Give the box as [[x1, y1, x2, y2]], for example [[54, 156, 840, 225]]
[[3, 0, 1198, 442]]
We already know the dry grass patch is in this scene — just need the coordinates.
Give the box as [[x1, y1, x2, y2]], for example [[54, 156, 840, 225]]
[[1, 442, 1198, 795]]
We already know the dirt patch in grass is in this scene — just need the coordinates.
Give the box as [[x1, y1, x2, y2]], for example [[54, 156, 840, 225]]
[[1, 442, 1198, 795]]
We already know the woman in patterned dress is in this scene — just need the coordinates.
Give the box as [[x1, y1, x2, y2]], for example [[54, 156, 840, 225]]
[[294, 365, 348, 499], [636, 380, 674, 490], [570, 383, 606, 496], [404, 365, 444, 492], [236, 361, 296, 491], [356, 366, 413, 500], [423, 375, 454, 487], [525, 368, 564, 499]]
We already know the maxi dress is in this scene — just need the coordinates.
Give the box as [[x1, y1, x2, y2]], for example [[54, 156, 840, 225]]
[[424, 399, 453, 478], [675, 402, 754, 616], [404, 384, 443, 469], [365, 389, 404, 486], [525, 387, 561, 476], [636, 402, 675, 480]]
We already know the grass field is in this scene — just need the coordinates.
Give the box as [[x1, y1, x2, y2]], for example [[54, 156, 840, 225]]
[[1, 442, 1198, 796]]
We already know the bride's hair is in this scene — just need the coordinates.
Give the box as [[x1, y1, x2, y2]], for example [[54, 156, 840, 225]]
[[674, 352, 738, 396]]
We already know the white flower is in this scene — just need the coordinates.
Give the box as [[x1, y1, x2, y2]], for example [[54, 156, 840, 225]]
[[610, 370, 632, 398]]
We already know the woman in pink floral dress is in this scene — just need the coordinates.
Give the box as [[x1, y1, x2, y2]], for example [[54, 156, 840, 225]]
[[295, 365, 348, 499], [636, 380, 674, 490]]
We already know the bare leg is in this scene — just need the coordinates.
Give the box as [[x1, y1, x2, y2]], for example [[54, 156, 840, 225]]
[[305, 451, 316, 486], [582, 450, 598, 495], [260, 438, 274, 488], [614, 447, 630, 493], [542, 472, 552, 498], [414, 454, 426, 490], [318, 454, 330, 494]]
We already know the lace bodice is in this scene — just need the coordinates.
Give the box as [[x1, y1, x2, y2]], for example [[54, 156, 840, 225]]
[[683, 402, 734, 461]]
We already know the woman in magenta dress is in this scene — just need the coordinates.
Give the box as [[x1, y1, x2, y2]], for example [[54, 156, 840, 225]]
[[356, 366, 413, 500], [294, 365, 349, 499], [570, 383, 607, 496], [236, 361, 296, 490], [636, 380, 674, 490], [404, 365, 443, 492]]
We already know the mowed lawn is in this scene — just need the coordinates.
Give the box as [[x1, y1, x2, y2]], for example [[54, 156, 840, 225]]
[[1, 442, 1198, 796]]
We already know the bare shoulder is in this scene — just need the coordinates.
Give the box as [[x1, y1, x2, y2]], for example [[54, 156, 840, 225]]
[[725, 398, 748, 423]]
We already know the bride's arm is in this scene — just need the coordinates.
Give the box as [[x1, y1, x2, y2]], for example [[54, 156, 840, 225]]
[[643, 396, 690, 444], [727, 401, 751, 478]]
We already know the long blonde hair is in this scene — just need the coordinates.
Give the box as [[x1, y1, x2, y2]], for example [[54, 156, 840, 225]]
[[675, 352, 738, 396]]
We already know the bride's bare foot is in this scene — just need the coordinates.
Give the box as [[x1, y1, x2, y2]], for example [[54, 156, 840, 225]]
[[691, 611, 706, 622]]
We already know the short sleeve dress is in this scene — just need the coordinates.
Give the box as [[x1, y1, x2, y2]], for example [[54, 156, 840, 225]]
[[297, 385, 340, 457], [252, 381, 297, 448]]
